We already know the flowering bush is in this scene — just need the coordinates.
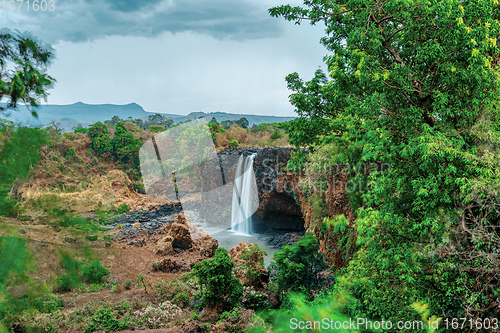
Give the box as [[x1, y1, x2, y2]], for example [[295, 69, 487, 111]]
[[133, 302, 182, 329]]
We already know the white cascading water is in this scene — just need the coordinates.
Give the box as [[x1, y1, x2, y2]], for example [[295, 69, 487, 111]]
[[231, 154, 258, 235]]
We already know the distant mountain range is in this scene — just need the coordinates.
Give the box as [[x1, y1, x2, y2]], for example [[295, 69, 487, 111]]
[[0, 102, 296, 132]]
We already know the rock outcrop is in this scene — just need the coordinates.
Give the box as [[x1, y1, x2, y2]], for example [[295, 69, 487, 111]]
[[229, 241, 268, 289], [201, 148, 305, 231], [155, 212, 211, 254]]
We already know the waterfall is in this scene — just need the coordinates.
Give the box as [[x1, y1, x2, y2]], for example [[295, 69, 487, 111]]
[[231, 154, 258, 235]]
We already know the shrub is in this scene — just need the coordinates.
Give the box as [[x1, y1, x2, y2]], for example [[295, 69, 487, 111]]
[[240, 244, 267, 288], [54, 253, 81, 292], [0, 125, 47, 216], [270, 130, 283, 141], [74, 127, 88, 134], [84, 307, 130, 333], [230, 139, 239, 148], [123, 279, 132, 290], [115, 203, 129, 214], [149, 125, 165, 133], [63, 133, 76, 141], [65, 147, 76, 158], [81, 260, 109, 284], [268, 233, 330, 301], [192, 248, 243, 311], [133, 301, 182, 329], [55, 274, 75, 292], [171, 292, 190, 307]]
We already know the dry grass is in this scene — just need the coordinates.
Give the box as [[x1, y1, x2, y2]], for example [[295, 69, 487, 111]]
[[214, 125, 291, 148]]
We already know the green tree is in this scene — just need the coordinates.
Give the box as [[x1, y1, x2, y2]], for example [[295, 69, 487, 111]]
[[269, 233, 329, 301], [235, 117, 249, 129], [271, 0, 500, 322], [87, 122, 111, 155], [104, 115, 122, 125], [146, 113, 174, 129], [111, 121, 141, 166], [208, 119, 225, 140], [0, 32, 55, 116]]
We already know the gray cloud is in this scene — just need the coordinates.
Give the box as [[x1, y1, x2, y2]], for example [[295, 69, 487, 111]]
[[3, 0, 283, 43]]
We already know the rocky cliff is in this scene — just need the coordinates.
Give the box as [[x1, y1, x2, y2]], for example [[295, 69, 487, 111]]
[[200, 148, 304, 231]]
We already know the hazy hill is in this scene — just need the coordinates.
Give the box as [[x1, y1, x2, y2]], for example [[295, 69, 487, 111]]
[[0, 102, 295, 131]]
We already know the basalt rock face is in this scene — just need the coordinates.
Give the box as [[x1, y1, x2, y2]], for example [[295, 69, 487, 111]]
[[201, 148, 305, 231], [253, 148, 304, 231]]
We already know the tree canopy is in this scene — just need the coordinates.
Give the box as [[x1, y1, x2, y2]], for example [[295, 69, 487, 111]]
[[271, 0, 500, 322], [0, 32, 55, 116]]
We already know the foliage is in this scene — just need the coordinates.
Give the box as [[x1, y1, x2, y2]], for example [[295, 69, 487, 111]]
[[268, 233, 329, 301], [0, 31, 55, 114], [115, 203, 129, 214], [81, 260, 109, 284], [50, 208, 101, 233], [123, 279, 132, 290], [269, 130, 284, 141], [230, 139, 239, 148], [65, 147, 76, 159], [84, 307, 131, 333], [150, 125, 165, 133], [0, 122, 47, 216], [136, 274, 147, 293], [191, 248, 243, 311], [239, 244, 267, 288], [111, 121, 142, 167], [133, 301, 182, 329], [74, 126, 88, 134], [220, 117, 249, 129], [249, 292, 352, 333], [271, 0, 500, 323], [55, 274, 76, 292], [0, 238, 66, 331], [63, 133, 76, 141], [152, 277, 198, 307], [0, 237, 28, 292], [208, 120, 225, 140], [54, 252, 81, 292], [87, 122, 111, 156]]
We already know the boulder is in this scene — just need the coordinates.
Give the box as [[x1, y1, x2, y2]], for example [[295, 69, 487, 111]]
[[152, 258, 182, 273], [156, 213, 215, 255], [175, 212, 209, 239], [156, 235, 174, 255], [170, 222, 193, 250], [193, 236, 219, 257]]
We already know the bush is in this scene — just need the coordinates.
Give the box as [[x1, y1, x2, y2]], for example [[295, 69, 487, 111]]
[[268, 233, 330, 301], [192, 248, 243, 311], [115, 203, 129, 214], [123, 279, 132, 290], [270, 130, 283, 141], [240, 244, 267, 288], [81, 260, 109, 284], [149, 125, 165, 133], [55, 274, 75, 292], [0, 124, 47, 216], [87, 122, 111, 155], [65, 147, 76, 158], [85, 308, 130, 333], [63, 133, 76, 141], [74, 127, 88, 134], [134, 301, 182, 329], [230, 139, 239, 148]]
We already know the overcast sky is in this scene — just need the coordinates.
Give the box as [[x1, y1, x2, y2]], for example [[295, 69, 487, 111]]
[[3, 0, 328, 116]]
